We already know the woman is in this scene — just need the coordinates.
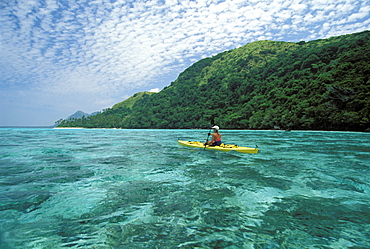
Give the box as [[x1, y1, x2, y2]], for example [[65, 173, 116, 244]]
[[206, 125, 222, 146]]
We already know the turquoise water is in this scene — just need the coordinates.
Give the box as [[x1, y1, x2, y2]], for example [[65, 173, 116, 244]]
[[0, 128, 369, 248]]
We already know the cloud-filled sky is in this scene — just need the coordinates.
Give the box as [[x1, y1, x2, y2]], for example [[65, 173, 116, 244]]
[[1, 0, 369, 126]]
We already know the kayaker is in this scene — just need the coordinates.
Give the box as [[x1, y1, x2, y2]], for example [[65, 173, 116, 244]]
[[206, 125, 222, 146]]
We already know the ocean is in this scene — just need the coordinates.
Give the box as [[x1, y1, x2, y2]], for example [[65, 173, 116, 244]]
[[0, 128, 369, 248]]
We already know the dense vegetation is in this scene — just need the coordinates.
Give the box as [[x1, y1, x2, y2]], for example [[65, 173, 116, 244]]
[[57, 31, 370, 131]]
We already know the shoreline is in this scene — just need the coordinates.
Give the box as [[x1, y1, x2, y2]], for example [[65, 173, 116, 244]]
[[0, 126, 368, 133], [53, 127, 85, 129]]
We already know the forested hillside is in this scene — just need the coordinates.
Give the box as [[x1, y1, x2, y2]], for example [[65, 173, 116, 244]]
[[57, 30, 370, 131]]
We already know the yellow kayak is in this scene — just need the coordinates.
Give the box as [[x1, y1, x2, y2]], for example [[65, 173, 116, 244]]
[[178, 140, 258, 154]]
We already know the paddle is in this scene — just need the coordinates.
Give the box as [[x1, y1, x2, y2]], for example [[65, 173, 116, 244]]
[[204, 117, 215, 148]]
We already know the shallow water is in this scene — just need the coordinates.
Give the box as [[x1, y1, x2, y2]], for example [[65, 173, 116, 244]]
[[0, 128, 369, 248]]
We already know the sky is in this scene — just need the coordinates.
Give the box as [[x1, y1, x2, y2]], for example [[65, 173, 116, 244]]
[[1, 0, 369, 126]]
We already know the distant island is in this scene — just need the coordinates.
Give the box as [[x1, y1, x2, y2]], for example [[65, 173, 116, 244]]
[[57, 30, 370, 132]]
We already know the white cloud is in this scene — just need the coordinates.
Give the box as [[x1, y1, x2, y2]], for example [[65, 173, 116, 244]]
[[149, 88, 160, 93], [347, 7, 369, 22]]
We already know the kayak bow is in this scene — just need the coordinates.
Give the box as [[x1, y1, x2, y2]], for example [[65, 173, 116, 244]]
[[178, 140, 258, 154]]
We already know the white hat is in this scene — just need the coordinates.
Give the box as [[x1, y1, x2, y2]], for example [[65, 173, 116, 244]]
[[212, 125, 219, 130]]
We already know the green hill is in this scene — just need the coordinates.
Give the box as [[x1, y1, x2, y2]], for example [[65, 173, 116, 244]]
[[112, 92, 156, 110], [57, 30, 370, 131]]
